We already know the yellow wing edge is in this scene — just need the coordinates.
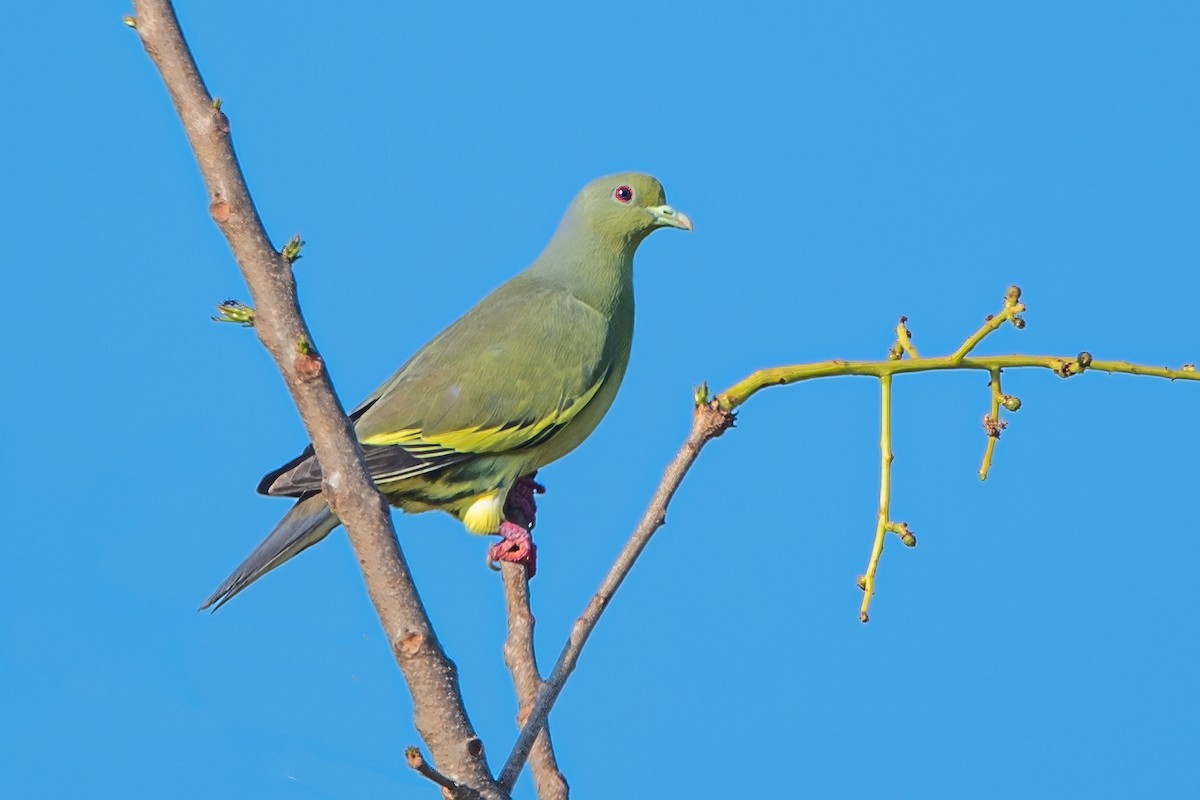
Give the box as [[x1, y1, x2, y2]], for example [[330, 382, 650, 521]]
[[361, 373, 607, 456]]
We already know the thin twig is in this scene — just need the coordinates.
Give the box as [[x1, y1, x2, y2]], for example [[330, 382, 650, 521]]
[[501, 564, 569, 800], [859, 375, 895, 623], [894, 316, 920, 359], [406, 747, 461, 793], [979, 367, 1006, 480], [719, 287, 1196, 621], [497, 402, 735, 791], [950, 285, 1025, 364], [129, 3, 502, 796]]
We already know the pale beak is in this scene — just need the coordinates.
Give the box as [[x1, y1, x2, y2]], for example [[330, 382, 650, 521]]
[[648, 204, 693, 232]]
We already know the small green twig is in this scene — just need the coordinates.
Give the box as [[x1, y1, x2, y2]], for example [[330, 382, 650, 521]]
[[859, 375, 894, 623], [212, 299, 255, 327], [979, 367, 1006, 480], [950, 285, 1025, 364], [281, 234, 304, 264], [713, 285, 1198, 620], [894, 316, 920, 359], [857, 377, 922, 622]]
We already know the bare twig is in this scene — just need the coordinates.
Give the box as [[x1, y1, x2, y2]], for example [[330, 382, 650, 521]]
[[894, 316, 920, 359], [501, 564, 569, 800], [129, 3, 503, 796], [951, 284, 1025, 364], [719, 287, 1197, 622], [859, 375, 895, 623], [406, 746, 463, 794], [979, 367, 1006, 480], [498, 401, 735, 790]]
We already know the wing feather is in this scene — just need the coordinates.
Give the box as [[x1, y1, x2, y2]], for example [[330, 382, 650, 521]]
[[353, 277, 614, 454], [257, 275, 618, 497]]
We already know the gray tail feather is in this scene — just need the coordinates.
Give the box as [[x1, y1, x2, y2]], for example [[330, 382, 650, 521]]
[[200, 494, 339, 611]]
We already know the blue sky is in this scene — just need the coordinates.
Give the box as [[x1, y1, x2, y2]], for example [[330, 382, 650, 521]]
[[3, 2, 1198, 797]]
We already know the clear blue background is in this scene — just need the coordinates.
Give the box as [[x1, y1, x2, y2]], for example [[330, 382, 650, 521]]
[[3, 2, 1197, 798]]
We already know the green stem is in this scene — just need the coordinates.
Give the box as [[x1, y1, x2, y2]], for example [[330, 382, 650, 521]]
[[860, 375, 893, 623], [716, 355, 1199, 411], [979, 368, 1003, 480]]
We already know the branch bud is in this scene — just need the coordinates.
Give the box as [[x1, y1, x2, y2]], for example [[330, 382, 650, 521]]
[[1054, 357, 1088, 377], [887, 521, 917, 547], [281, 234, 305, 264], [212, 299, 255, 327]]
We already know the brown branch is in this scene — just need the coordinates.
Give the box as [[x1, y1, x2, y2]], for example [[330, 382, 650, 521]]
[[406, 747, 463, 796], [501, 564, 569, 800], [128, 3, 503, 797], [497, 401, 735, 790]]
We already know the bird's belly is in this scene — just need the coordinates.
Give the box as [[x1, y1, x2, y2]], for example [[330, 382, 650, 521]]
[[382, 456, 529, 530]]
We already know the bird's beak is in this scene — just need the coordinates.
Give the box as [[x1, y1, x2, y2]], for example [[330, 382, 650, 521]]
[[648, 204, 693, 232]]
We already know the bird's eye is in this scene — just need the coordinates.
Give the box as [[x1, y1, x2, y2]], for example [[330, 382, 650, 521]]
[[613, 185, 634, 204]]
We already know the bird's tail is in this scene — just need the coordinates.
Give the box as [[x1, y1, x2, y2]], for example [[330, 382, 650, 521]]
[[200, 493, 340, 611]]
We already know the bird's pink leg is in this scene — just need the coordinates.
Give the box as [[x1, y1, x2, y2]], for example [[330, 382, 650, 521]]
[[504, 474, 545, 530], [488, 474, 545, 577]]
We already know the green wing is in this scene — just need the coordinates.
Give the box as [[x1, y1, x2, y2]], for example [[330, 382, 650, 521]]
[[355, 275, 615, 457], [260, 275, 618, 497]]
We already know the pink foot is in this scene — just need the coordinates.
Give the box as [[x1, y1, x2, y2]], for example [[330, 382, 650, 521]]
[[488, 520, 537, 578]]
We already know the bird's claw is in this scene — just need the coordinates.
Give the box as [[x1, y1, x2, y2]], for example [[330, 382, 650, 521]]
[[487, 520, 537, 578]]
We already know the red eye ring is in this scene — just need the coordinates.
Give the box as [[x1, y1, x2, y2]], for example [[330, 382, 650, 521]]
[[613, 185, 634, 204]]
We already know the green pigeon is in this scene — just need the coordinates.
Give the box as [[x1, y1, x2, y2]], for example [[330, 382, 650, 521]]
[[202, 172, 691, 610]]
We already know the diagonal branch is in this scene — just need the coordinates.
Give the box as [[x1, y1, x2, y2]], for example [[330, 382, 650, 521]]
[[498, 401, 735, 790], [128, 3, 503, 796]]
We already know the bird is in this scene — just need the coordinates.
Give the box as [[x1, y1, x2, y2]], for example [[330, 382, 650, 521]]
[[201, 172, 692, 610]]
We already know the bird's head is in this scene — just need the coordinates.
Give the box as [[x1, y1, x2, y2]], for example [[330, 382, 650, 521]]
[[569, 172, 693, 247]]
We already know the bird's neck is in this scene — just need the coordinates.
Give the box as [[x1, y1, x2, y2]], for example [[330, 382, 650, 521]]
[[529, 228, 638, 319]]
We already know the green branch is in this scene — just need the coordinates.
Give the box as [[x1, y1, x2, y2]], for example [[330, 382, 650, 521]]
[[711, 285, 1198, 621], [716, 353, 1198, 411]]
